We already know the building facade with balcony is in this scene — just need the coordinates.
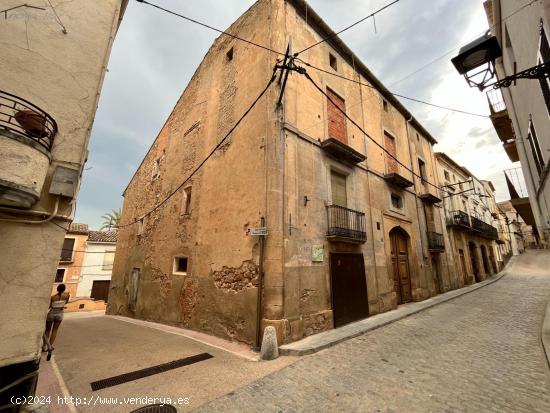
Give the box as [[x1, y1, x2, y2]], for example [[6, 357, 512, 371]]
[[484, 0, 550, 248], [109, 0, 459, 346], [435, 153, 501, 285], [0, 0, 127, 404], [52, 223, 89, 298]]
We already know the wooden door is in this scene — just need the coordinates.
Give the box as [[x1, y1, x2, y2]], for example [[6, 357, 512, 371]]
[[459, 249, 467, 284], [431, 256, 442, 294], [384, 132, 398, 174], [91, 280, 110, 302], [329, 253, 369, 327], [390, 228, 411, 304], [468, 243, 480, 282], [327, 88, 347, 143]]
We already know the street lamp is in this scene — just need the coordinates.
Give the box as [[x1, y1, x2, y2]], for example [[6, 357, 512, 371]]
[[451, 32, 502, 90]]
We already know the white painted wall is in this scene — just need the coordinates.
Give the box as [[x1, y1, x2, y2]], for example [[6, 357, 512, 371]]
[[77, 242, 116, 298]]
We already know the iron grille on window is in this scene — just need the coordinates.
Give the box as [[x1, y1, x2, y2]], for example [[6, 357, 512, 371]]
[[326, 205, 366, 242], [427, 232, 444, 251]]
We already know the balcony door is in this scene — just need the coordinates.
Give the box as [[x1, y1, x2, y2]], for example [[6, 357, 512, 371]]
[[390, 227, 412, 304]]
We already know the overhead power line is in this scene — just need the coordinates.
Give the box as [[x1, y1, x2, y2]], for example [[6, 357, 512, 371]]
[[296, 0, 403, 55], [388, 0, 539, 87], [296, 58, 489, 118], [135, 0, 285, 56], [293, 64, 451, 196], [118, 67, 279, 229]]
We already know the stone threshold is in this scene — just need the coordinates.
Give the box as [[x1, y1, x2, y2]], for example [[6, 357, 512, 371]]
[[280, 262, 514, 357]]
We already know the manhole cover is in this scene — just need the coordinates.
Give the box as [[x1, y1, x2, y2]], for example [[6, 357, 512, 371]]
[[130, 404, 177, 413]]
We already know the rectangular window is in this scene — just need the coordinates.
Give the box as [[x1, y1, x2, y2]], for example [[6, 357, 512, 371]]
[[55, 268, 65, 283], [384, 132, 398, 174], [151, 159, 161, 180], [444, 170, 450, 181], [329, 53, 337, 71], [330, 171, 347, 207], [173, 257, 188, 274], [182, 187, 192, 215], [60, 238, 75, 262], [102, 249, 115, 271], [527, 122, 545, 175], [383, 99, 389, 112], [391, 193, 403, 210], [326, 88, 347, 143], [226, 47, 234, 61], [418, 158, 426, 182], [137, 218, 144, 235]]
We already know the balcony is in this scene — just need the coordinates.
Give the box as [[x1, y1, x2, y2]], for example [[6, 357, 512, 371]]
[[503, 140, 519, 162], [326, 204, 367, 243], [486, 89, 515, 143], [419, 188, 442, 204], [427, 231, 445, 252], [383, 172, 414, 189], [470, 215, 499, 240], [446, 210, 471, 229], [0, 90, 57, 207], [320, 138, 366, 165]]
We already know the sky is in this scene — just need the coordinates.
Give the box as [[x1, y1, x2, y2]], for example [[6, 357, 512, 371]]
[[76, 0, 519, 229]]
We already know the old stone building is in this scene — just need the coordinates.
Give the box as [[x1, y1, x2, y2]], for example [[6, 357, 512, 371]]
[[109, 0, 479, 345], [0, 0, 127, 404], [435, 153, 501, 285]]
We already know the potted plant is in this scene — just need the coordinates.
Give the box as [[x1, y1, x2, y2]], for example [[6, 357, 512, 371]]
[[14, 109, 48, 137]]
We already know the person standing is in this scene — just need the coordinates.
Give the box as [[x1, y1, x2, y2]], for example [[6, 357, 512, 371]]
[[44, 284, 70, 348]]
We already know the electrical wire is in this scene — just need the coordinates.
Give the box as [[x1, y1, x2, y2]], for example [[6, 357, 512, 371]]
[[298, 67, 451, 196], [295, 0, 403, 55], [117, 67, 279, 229], [388, 0, 539, 88], [135, 0, 285, 56], [296, 58, 489, 118]]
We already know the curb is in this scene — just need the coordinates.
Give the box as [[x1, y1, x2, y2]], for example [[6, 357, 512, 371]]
[[542, 302, 550, 368], [280, 258, 514, 356]]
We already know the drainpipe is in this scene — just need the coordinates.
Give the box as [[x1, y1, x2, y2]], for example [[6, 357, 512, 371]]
[[254, 216, 266, 350], [405, 115, 428, 294]]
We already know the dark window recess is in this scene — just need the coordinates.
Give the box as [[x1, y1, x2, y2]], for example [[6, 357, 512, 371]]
[[383, 99, 388, 112], [60, 238, 75, 261], [176, 257, 188, 273], [329, 53, 337, 71], [391, 193, 403, 209], [444, 170, 450, 181], [226, 47, 234, 61], [79, 304, 85, 309], [55, 268, 65, 283], [418, 158, 426, 181], [528, 122, 545, 176]]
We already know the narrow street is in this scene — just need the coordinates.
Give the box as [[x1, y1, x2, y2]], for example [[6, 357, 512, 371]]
[[195, 250, 550, 412]]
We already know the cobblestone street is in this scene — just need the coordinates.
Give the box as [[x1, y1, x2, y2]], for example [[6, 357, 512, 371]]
[[195, 250, 550, 412]]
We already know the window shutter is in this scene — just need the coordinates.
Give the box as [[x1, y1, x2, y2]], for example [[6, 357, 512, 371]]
[[331, 172, 347, 207]]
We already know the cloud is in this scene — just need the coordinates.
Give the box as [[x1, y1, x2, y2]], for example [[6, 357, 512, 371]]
[[76, 0, 516, 228]]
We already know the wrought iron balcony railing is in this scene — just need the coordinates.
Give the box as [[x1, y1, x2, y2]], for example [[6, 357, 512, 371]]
[[446, 210, 471, 229], [326, 204, 367, 243], [0, 90, 57, 151], [427, 231, 445, 251], [470, 215, 499, 240]]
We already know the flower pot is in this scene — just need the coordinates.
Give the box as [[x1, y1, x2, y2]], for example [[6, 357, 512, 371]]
[[14, 110, 48, 138]]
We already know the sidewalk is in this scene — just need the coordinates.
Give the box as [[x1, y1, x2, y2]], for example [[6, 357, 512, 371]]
[[280, 261, 513, 356]]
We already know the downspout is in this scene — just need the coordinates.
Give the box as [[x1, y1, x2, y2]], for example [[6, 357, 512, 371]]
[[405, 115, 429, 295]]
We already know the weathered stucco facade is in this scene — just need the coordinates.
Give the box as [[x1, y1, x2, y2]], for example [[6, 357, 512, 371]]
[[109, 0, 500, 346], [0, 0, 127, 401]]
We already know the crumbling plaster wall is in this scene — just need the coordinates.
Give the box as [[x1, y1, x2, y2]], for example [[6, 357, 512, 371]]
[[108, 0, 282, 344], [0, 0, 125, 367]]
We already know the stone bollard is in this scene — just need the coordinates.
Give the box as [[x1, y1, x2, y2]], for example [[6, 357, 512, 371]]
[[260, 326, 279, 360]]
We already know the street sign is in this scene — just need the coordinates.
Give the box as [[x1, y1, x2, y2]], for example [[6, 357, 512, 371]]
[[246, 227, 268, 236]]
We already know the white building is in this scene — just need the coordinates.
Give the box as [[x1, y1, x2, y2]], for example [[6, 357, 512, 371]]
[[77, 230, 117, 302]]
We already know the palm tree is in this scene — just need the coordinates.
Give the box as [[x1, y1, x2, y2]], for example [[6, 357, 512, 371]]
[[100, 208, 122, 230]]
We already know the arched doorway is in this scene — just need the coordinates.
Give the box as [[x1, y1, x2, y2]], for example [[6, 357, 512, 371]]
[[390, 227, 412, 304], [468, 242, 480, 282], [480, 245, 490, 275]]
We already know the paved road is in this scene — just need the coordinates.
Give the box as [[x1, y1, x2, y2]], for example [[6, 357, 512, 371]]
[[195, 250, 550, 413]]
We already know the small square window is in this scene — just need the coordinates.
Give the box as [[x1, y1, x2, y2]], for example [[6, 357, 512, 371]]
[[391, 193, 403, 210], [383, 99, 388, 112], [226, 47, 234, 61], [55, 268, 65, 283], [173, 257, 188, 274], [329, 53, 337, 71]]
